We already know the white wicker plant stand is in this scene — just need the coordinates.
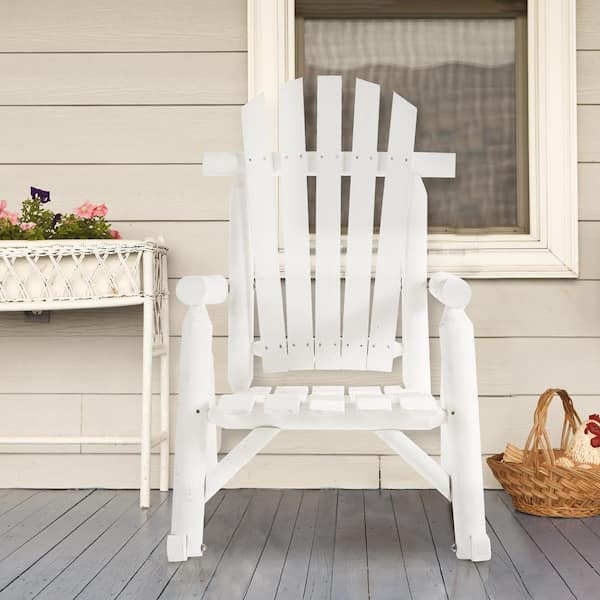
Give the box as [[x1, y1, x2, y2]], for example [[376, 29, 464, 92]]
[[0, 238, 169, 508]]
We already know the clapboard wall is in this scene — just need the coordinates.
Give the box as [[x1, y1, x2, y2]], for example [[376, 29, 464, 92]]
[[0, 0, 599, 489]]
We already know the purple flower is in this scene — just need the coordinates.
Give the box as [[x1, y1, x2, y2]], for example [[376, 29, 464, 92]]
[[30, 187, 50, 203], [51, 213, 62, 228]]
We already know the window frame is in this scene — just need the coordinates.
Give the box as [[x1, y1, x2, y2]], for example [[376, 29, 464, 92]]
[[247, 0, 578, 278]]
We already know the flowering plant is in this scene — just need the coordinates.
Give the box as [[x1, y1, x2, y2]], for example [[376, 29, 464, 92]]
[[0, 188, 121, 241]]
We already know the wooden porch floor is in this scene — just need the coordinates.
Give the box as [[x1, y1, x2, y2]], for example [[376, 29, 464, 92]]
[[0, 489, 598, 599]]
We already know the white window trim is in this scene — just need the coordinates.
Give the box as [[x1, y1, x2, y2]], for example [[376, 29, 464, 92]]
[[247, 0, 578, 279]]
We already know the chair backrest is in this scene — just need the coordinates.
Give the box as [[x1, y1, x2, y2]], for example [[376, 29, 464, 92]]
[[222, 76, 454, 393]]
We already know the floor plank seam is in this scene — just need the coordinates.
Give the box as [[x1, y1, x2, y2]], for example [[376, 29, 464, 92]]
[[72, 493, 171, 599], [418, 491, 450, 600], [0, 490, 120, 593], [243, 490, 286, 600], [196, 490, 256, 599], [299, 491, 321, 600], [0, 490, 38, 518], [549, 518, 600, 577], [328, 491, 339, 600], [33, 493, 140, 600], [388, 491, 414, 600], [579, 517, 600, 540], [0, 489, 96, 566], [497, 493, 577, 600], [361, 491, 371, 600]]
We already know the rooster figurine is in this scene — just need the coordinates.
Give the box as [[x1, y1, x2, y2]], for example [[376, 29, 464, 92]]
[[566, 414, 600, 466]]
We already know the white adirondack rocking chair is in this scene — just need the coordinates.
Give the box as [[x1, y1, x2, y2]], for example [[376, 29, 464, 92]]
[[167, 77, 491, 563]]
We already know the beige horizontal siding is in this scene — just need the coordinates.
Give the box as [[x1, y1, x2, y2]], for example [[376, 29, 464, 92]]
[[0, 106, 241, 163], [1, 278, 599, 339], [0, 336, 597, 397], [0, 53, 247, 105], [0, 0, 246, 52], [0, 0, 599, 489], [0, 165, 230, 221]]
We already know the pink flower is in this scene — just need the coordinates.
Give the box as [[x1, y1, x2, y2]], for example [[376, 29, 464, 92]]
[[0, 200, 6, 212], [74, 201, 96, 219], [19, 222, 36, 231], [109, 229, 122, 239], [93, 203, 108, 218], [3, 211, 19, 226]]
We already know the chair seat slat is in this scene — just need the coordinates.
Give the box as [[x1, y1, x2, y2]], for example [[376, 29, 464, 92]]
[[315, 76, 343, 368], [342, 79, 380, 369], [241, 95, 288, 372]]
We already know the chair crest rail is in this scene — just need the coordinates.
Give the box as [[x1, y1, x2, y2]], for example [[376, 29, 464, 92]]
[[203, 151, 455, 179]]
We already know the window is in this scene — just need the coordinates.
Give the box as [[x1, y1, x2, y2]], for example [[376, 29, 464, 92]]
[[248, 0, 578, 278]]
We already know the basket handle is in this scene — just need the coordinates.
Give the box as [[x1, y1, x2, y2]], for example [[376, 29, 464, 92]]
[[522, 388, 581, 469]]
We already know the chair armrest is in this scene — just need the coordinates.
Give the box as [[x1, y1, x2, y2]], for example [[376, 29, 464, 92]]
[[428, 272, 471, 309], [176, 275, 228, 306]]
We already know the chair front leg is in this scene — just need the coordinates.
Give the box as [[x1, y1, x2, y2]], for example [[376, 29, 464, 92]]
[[439, 305, 491, 562], [167, 304, 214, 562]]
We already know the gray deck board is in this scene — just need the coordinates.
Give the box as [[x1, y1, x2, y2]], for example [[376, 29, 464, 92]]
[[0, 489, 598, 599], [0, 491, 136, 599], [0, 491, 38, 518], [202, 490, 281, 600], [391, 490, 447, 600], [499, 492, 600, 599], [0, 490, 91, 563], [420, 491, 488, 600], [485, 491, 575, 600], [0, 490, 116, 594], [364, 490, 411, 600], [115, 491, 225, 600], [275, 490, 319, 600], [244, 491, 302, 600], [75, 497, 172, 600], [302, 490, 337, 600], [158, 489, 253, 600], [331, 490, 369, 600], [34, 490, 167, 600]]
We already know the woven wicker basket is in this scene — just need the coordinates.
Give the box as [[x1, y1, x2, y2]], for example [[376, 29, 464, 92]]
[[487, 388, 600, 517]]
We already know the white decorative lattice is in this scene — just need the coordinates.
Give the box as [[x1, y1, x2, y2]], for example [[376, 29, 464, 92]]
[[0, 240, 167, 305]]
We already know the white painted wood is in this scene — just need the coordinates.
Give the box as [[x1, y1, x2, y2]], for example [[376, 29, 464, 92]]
[[209, 397, 444, 431], [402, 176, 431, 393], [218, 395, 257, 413], [342, 79, 380, 369], [140, 249, 154, 508], [278, 78, 314, 369], [228, 178, 254, 392], [199, 150, 454, 178], [434, 301, 490, 561], [308, 395, 346, 413], [241, 94, 288, 372], [376, 431, 450, 500], [368, 94, 417, 371], [251, 0, 579, 278], [168, 305, 214, 560], [205, 428, 280, 501], [315, 76, 343, 369]]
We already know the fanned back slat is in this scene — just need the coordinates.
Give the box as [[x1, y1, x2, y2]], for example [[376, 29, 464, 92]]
[[314, 76, 343, 369], [402, 175, 431, 392], [342, 79, 380, 369], [241, 95, 288, 372], [367, 94, 417, 371], [279, 79, 314, 369]]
